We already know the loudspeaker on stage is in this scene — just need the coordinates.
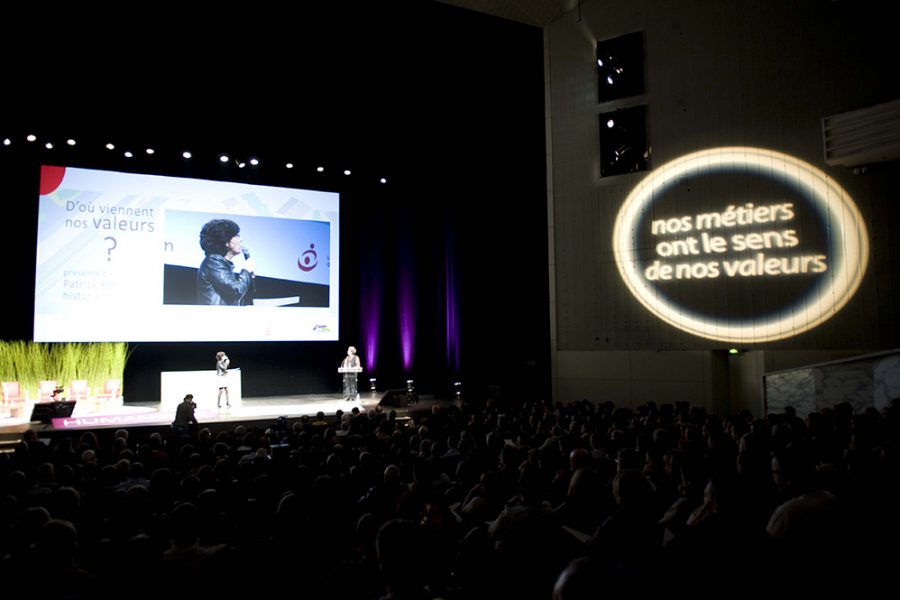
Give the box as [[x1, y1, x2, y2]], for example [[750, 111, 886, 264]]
[[378, 389, 408, 407], [30, 401, 77, 424]]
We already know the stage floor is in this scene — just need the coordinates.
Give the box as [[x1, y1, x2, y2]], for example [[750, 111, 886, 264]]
[[0, 391, 441, 435]]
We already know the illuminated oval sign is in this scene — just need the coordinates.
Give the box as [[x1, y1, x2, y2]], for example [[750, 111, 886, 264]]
[[612, 147, 869, 343]]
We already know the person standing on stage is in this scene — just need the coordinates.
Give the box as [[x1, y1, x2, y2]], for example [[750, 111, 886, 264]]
[[341, 346, 362, 401], [216, 351, 231, 408]]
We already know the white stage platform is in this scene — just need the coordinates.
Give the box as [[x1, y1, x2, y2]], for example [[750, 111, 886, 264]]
[[0, 392, 387, 433]]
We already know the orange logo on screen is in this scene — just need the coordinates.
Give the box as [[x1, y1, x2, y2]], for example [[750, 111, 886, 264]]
[[298, 244, 318, 271]]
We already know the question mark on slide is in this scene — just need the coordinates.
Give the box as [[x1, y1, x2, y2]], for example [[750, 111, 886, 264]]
[[104, 236, 117, 261]]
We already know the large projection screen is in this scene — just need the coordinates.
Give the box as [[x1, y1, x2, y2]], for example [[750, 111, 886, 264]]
[[34, 165, 340, 342]]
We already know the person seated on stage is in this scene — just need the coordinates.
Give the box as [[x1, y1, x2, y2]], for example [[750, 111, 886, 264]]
[[172, 394, 199, 436]]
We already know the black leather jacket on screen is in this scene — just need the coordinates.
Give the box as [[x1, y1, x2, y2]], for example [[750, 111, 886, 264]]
[[197, 254, 252, 305]]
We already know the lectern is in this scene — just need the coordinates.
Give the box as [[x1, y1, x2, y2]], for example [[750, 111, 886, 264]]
[[338, 366, 363, 400]]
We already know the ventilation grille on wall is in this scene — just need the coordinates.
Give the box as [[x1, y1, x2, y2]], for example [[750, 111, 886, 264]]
[[822, 99, 900, 167]]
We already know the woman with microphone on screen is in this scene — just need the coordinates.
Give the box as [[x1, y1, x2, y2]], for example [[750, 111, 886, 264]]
[[197, 219, 257, 305]]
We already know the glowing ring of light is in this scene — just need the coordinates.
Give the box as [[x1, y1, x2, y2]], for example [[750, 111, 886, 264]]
[[612, 146, 869, 343]]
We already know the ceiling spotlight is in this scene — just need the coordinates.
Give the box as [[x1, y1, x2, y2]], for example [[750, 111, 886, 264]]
[[606, 75, 614, 85], [380, 177, 387, 184], [67, 139, 76, 146], [182, 151, 192, 159], [124, 151, 133, 158], [316, 166, 324, 173], [146, 148, 155, 155], [27, 134, 37, 142], [285, 163, 294, 169], [343, 169, 351, 176], [237, 161, 246, 169], [249, 157, 259, 166], [607, 119, 615, 128], [45, 142, 54, 149], [219, 155, 229, 163], [106, 143, 115, 150], [2, 138, 10, 146]]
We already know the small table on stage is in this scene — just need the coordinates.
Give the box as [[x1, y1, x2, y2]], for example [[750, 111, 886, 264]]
[[338, 366, 363, 400]]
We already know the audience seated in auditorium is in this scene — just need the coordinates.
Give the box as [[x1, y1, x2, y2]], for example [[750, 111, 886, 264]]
[[1, 396, 897, 595]]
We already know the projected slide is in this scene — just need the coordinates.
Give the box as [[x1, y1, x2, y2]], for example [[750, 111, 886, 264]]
[[34, 165, 340, 342]]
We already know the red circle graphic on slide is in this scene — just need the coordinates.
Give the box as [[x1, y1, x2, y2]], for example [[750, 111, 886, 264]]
[[39, 165, 66, 196]]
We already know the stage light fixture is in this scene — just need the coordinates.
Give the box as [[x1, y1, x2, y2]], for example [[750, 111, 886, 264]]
[[146, 148, 155, 155], [45, 142, 53, 149], [27, 134, 36, 142], [2, 138, 10, 146], [316, 166, 324, 172], [596, 31, 644, 102], [237, 161, 246, 169], [406, 380, 418, 404], [286, 163, 294, 169], [182, 151, 192, 159], [598, 105, 648, 177], [106, 143, 115, 150], [380, 177, 387, 184], [67, 139, 76, 146], [219, 155, 229, 163], [453, 381, 461, 399], [249, 157, 259, 166], [728, 348, 740, 355], [369, 378, 377, 392], [124, 151, 133, 158], [344, 169, 351, 175]]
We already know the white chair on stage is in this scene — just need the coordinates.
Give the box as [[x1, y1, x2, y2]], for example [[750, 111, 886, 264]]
[[1, 381, 29, 419], [38, 380, 59, 402], [93, 378, 123, 410], [68, 379, 90, 402]]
